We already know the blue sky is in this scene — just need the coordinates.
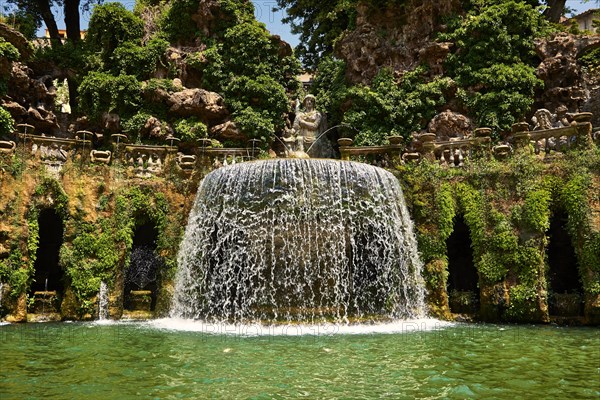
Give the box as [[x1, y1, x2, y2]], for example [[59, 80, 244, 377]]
[[25, 0, 599, 47]]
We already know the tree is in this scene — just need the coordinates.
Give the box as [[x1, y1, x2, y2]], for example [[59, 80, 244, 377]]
[[5, 0, 100, 46], [0, 9, 40, 39], [274, 0, 357, 69], [542, 0, 567, 22]]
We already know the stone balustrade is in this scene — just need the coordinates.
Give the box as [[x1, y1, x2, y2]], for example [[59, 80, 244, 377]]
[[338, 138, 403, 163], [430, 137, 492, 167], [5, 112, 595, 174], [337, 116, 595, 168], [511, 121, 593, 155]]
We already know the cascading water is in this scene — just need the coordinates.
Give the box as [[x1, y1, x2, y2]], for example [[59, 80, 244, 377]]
[[172, 159, 426, 323], [98, 281, 109, 320], [0, 282, 4, 313]]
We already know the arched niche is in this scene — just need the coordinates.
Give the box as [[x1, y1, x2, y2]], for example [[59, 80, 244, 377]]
[[124, 216, 162, 312], [30, 208, 64, 314], [446, 215, 479, 314], [547, 208, 583, 317]]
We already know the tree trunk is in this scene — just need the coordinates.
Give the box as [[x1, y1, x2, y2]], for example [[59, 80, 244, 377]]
[[543, 0, 567, 23], [64, 0, 81, 44], [37, 0, 62, 47], [67, 76, 78, 114]]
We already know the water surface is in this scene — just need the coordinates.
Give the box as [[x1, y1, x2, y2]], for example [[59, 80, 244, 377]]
[[0, 321, 597, 399]]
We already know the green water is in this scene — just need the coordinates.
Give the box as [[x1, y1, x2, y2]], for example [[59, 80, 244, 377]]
[[0, 321, 598, 399]]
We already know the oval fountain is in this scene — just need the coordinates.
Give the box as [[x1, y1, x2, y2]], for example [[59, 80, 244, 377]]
[[171, 159, 426, 324]]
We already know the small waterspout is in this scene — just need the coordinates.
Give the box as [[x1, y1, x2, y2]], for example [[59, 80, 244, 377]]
[[305, 124, 359, 154], [98, 281, 109, 320], [44, 278, 48, 292]]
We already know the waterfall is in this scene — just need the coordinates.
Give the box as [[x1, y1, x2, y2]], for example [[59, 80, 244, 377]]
[[98, 281, 109, 320], [172, 159, 426, 323], [0, 282, 4, 313]]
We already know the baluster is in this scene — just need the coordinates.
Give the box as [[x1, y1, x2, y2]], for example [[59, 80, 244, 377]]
[[447, 147, 454, 167]]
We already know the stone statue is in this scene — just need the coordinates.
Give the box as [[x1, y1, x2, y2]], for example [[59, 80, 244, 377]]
[[292, 94, 322, 153], [554, 105, 572, 128], [532, 109, 553, 131]]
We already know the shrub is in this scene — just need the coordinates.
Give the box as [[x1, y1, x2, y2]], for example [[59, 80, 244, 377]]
[[111, 37, 169, 80], [441, 0, 549, 133], [0, 106, 14, 137], [0, 38, 19, 61], [86, 3, 144, 61], [78, 72, 141, 120], [174, 117, 208, 142]]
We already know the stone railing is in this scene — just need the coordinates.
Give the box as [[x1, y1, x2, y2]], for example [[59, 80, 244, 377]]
[[338, 136, 403, 165], [337, 115, 595, 168], [339, 130, 493, 167], [5, 125, 264, 178], [15, 129, 92, 175], [5, 114, 595, 174], [511, 117, 594, 155]]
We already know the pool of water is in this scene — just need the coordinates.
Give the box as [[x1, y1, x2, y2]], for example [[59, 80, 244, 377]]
[[0, 320, 598, 399]]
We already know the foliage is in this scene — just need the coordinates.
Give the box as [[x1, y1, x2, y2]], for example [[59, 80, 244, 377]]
[[398, 147, 600, 322], [311, 57, 348, 124], [161, 0, 254, 43], [32, 40, 90, 71], [560, 171, 600, 295], [579, 47, 600, 74], [0, 177, 69, 298], [314, 65, 452, 146], [86, 3, 144, 61], [193, 15, 300, 142], [59, 185, 176, 315], [0, 37, 20, 61], [111, 37, 168, 80], [0, 10, 39, 39], [0, 106, 15, 137], [160, 0, 200, 43], [174, 117, 208, 142], [440, 0, 549, 134], [121, 111, 153, 141], [78, 72, 141, 120], [348, 68, 453, 145], [274, 0, 359, 68]]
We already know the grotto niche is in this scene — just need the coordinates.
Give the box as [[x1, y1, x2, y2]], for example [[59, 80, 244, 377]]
[[30, 208, 64, 315], [547, 209, 583, 317], [446, 215, 479, 315], [124, 216, 163, 313]]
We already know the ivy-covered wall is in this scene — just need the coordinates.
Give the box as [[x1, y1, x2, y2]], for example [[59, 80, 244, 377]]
[[0, 150, 199, 321], [1, 142, 599, 325], [398, 144, 600, 325]]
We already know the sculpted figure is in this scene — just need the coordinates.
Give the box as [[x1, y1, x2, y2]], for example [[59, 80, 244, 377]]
[[532, 109, 553, 130], [554, 105, 572, 128], [292, 94, 322, 152]]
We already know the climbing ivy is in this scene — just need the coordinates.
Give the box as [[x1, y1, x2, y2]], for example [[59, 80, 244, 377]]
[[399, 145, 600, 322], [59, 185, 178, 315]]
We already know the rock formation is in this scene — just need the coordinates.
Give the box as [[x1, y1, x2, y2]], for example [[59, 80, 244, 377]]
[[427, 110, 473, 141], [535, 33, 600, 127], [167, 88, 229, 121], [335, 0, 462, 84]]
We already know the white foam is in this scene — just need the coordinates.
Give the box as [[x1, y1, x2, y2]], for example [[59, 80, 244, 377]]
[[146, 318, 454, 336]]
